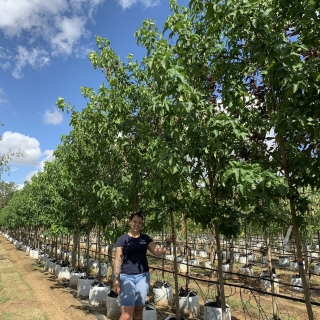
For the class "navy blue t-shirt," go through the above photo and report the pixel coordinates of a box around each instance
[115,233,153,274]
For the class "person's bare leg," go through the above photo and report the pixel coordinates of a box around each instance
[120,306,134,320]
[133,306,144,320]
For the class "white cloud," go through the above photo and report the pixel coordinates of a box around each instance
[0,131,41,166]
[0,87,8,105]
[40,150,55,171]
[51,16,88,56]
[10,167,19,172]
[117,0,160,9]
[43,109,63,125]
[23,149,55,183]
[17,183,24,190]
[11,46,50,79]
[0,0,105,76]
[25,170,39,181]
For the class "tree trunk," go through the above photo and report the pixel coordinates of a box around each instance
[279,136,314,320]
[214,223,227,320]
[265,227,278,319]
[170,208,180,320]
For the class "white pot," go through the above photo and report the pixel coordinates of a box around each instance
[57,266,71,280]
[221,263,230,272]
[153,283,173,306]
[239,266,254,276]
[261,256,267,264]
[205,260,212,269]
[204,302,231,320]
[179,291,200,317]
[290,276,303,292]
[239,256,247,264]
[89,283,110,306]
[107,291,121,319]
[278,256,288,266]
[199,250,208,258]
[178,260,188,273]
[143,304,157,320]
[77,277,95,298]
[69,271,86,288]
[314,264,320,275]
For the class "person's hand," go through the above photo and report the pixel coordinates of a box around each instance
[113,279,120,295]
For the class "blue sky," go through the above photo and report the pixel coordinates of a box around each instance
[0,0,188,188]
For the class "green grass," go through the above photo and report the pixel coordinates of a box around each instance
[0,294,11,303]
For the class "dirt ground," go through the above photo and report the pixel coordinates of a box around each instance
[1,235,320,320]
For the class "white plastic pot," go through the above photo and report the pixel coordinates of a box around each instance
[89,282,110,306]
[199,250,208,258]
[153,282,173,306]
[178,260,188,273]
[205,260,212,269]
[69,271,86,288]
[179,290,199,318]
[278,256,289,266]
[239,255,247,264]
[107,291,121,319]
[261,256,267,264]
[77,277,96,298]
[143,304,157,320]
[239,265,254,276]
[260,272,279,293]
[290,275,303,292]
[204,302,231,320]
[314,264,320,275]
[57,266,71,280]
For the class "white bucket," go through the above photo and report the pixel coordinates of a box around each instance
[178,260,188,273]
[143,304,157,320]
[248,253,257,262]
[278,256,288,266]
[107,291,121,319]
[77,277,96,298]
[311,252,318,258]
[289,261,301,271]
[221,263,230,272]
[239,255,247,264]
[233,252,240,262]
[199,250,208,258]
[89,283,110,306]
[260,272,279,293]
[239,266,254,276]
[205,260,212,269]
[153,282,173,306]
[314,264,320,275]
[290,276,303,292]
[57,266,71,280]
[189,259,199,266]
[179,291,200,317]
[204,302,231,320]
[69,271,86,288]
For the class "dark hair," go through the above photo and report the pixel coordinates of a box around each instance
[130,211,144,221]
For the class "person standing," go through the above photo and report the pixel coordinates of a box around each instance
[113,212,175,320]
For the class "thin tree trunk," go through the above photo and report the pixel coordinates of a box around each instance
[214,223,227,320]
[279,136,314,320]
[170,207,180,320]
[265,227,278,319]
[72,232,77,269]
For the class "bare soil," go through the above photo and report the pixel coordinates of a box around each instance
[1,236,320,320]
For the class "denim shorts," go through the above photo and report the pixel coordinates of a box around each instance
[119,272,150,306]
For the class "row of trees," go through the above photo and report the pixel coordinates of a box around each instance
[1,1,319,319]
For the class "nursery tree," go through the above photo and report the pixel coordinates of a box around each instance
[187,0,320,318]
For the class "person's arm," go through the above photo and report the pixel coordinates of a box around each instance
[113,247,123,294]
[148,235,175,257]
